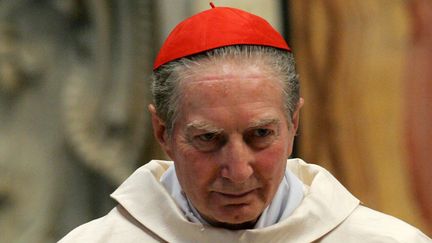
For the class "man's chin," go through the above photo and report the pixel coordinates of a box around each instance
[201,210,261,230]
[196,200,265,229]
[207,219,258,230]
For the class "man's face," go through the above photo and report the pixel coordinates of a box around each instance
[153,60,301,228]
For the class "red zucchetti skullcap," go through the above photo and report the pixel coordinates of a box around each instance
[153,4,291,70]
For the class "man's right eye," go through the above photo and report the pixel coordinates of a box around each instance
[197,133,217,142]
[190,132,224,152]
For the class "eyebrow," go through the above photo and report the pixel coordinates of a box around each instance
[249,118,280,128]
[185,121,223,134]
[185,118,280,134]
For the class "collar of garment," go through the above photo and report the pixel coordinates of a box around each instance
[110,159,360,242]
[159,164,304,229]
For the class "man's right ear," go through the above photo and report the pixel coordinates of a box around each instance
[148,104,171,155]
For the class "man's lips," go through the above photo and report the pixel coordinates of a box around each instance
[219,190,253,197]
[212,189,257,200]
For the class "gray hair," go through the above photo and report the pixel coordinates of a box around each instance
[151,45,300,135]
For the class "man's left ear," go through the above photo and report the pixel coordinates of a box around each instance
[291,97,304,133]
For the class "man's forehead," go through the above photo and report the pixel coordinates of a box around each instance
[177,60,284,96]
[179,57,273,79]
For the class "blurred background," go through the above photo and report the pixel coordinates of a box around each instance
[0,0,430,242]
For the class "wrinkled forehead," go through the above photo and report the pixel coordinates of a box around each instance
[173,59,287,116]
[176,55,282,86]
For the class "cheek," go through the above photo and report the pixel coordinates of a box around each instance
[255,140,290,178]
[173,146,220,189]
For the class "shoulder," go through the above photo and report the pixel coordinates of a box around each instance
[58,206,163,243]
[322,205,431,242]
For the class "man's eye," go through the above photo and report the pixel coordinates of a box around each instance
[191,132,224,152]
[253,128,272,137]
[246,128,276,149]
[197,133,217,142]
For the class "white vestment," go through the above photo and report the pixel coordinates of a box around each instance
[59,159,431,243]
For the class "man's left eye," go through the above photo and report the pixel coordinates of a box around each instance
[253,128,272,137]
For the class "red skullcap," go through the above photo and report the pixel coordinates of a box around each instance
[153,5,291,70]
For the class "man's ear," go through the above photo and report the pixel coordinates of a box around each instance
[148,104,172,157]
[291,97,304,134]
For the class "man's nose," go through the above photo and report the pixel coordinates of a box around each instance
[220,137,254,183]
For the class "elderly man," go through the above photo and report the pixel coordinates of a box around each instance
[60,5,431,242]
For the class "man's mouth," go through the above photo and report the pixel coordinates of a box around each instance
[220,190,252,196]
[213,189,257,200]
